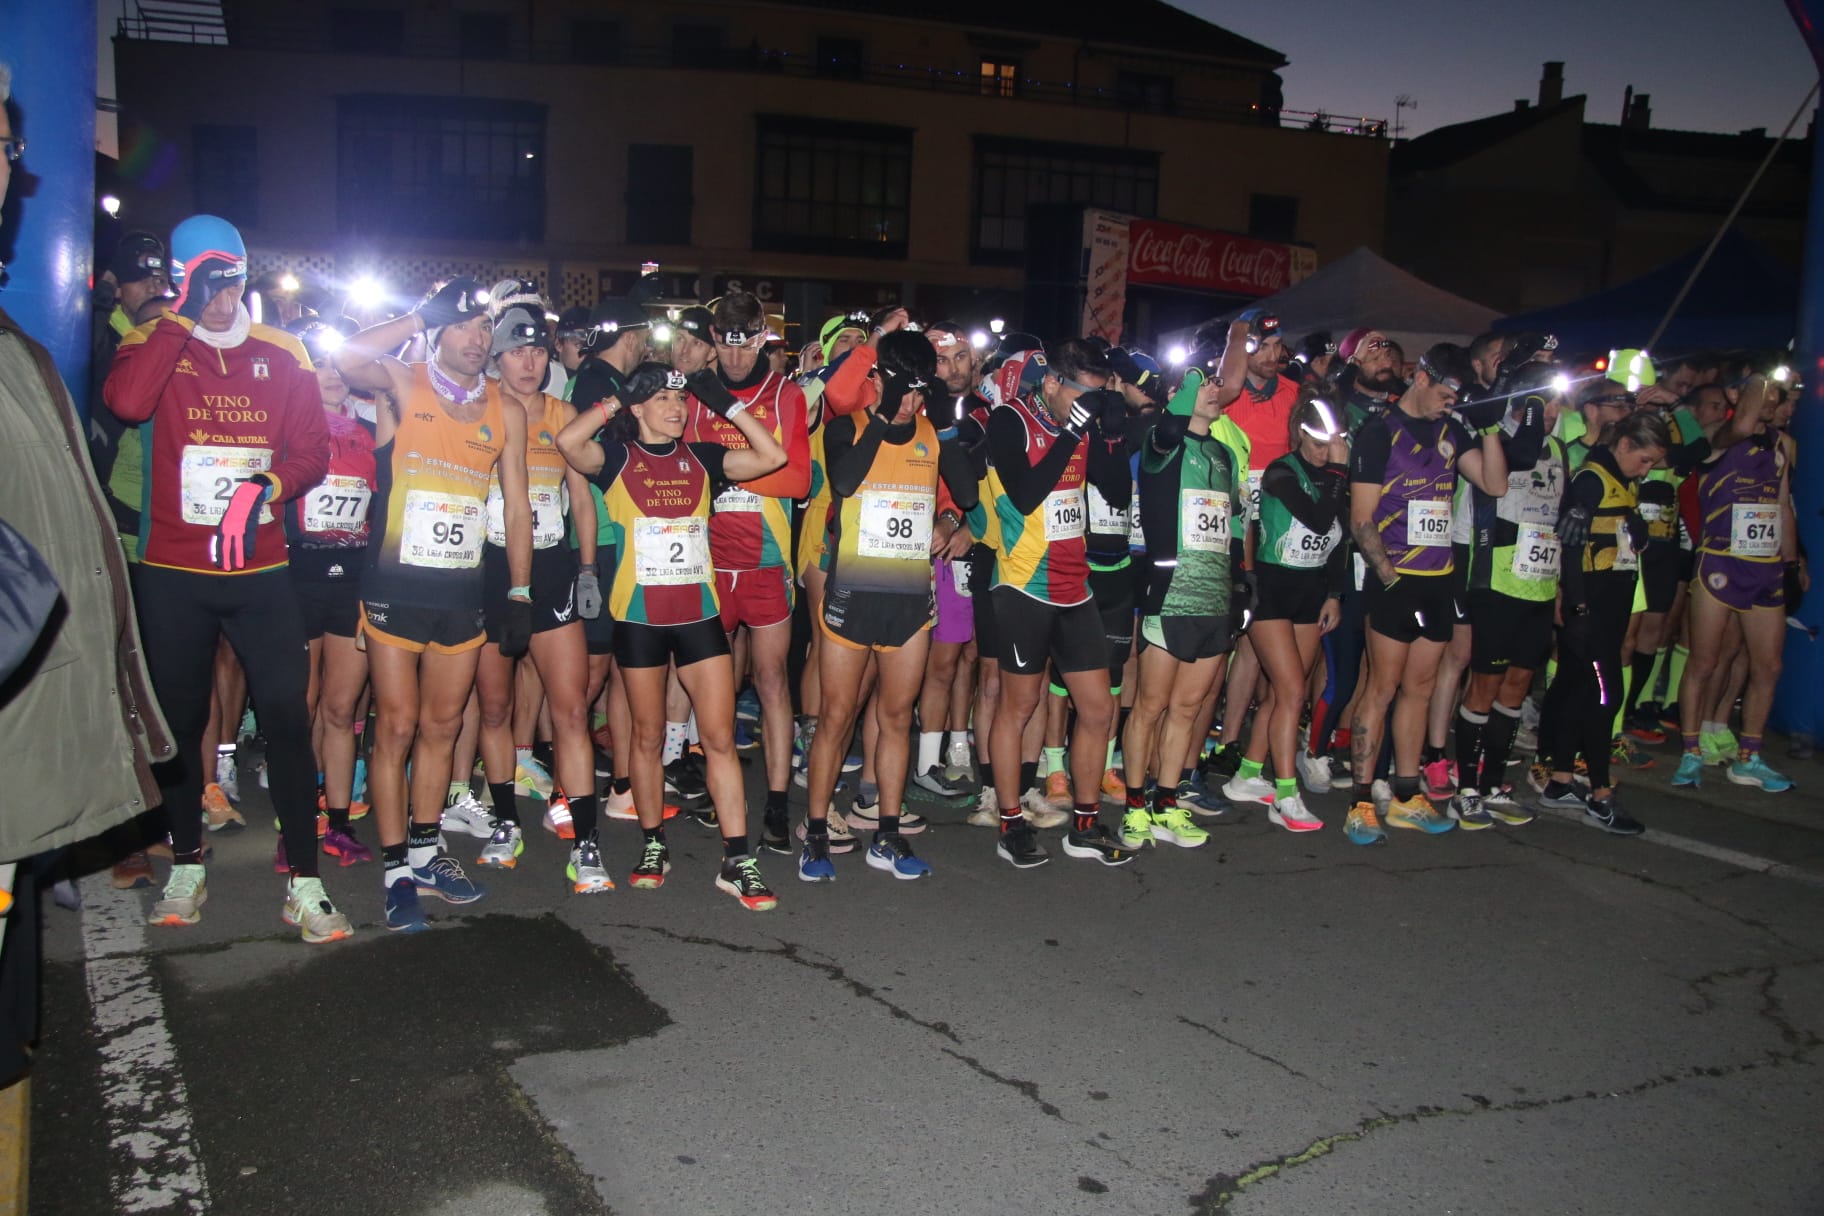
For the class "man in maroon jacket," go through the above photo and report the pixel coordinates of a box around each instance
[104,213,351,943]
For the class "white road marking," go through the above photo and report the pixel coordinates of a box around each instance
[1533,803,1824,886]
[80,878,211,1213]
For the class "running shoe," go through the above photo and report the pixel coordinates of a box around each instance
[1118,806,1154,850]
[442,792,495,839]
[1343,803,1387,846]
[1267,795,1323,834]
[1222,773,1276,805]
[629,837,671,889]
[1042,770,1073,812]
[602,790,680,822]
[841,750,864,774]
[1584,795,1645,836]
[716,856,778,910]
[350,756,368,810]
[1203,742,1243,779]
[759,815,793,856]
[111,850,154,890]
[1657,704,1682,734]
[1526,762,1552,795]
[844,799,926,836]
[1386,794,1455,834]
[215,749,240,802]
[255,758,269,790]
[664,756,709,804]
[910,768,966,802]
[685,802,720,830]
[1701,728,1738,767]
[544,793,575,839]
[946,735,973,775]
[1148,804,1211,848]
[1019,787,1070,830]
[1481,787,1535,826]
[1727,755,1794,792]
[736,686,761,722]
[796,812,858,853]
[1421,757,1457,799]
[995,823,1049,868]
[1672,752,1704,788]
[1612,736,1655,771]
[1061,822,1135,866]
[1625,711,1667,745]
[1100,768,1127,804]
[966,786,1000,828]
[1538,783,1591,810]
[1371,779,1393,815]
[866,832,932,879]
[1180,773,1239,819]
[238,707,258,741]
[568,839,614,894]
[798,835,836,882]
[149,864,207,926]
[201,783,245,831]
[515,753,555,801]
[734,720,760,751]
[1447,791,1494,831]
[322,827,373,866]
[1296,751,1334,796]
[385,876,427,932]
[283,877,354,944]
[477,820,525,869]
[413,853,487,904]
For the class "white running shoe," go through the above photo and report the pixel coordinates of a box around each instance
[215,748,240,802]
[150,864,207,927]
[1020,787,1069,829]
[283,876,354,943]
[477,820,525,868]
[1296,752,1333,796]
[1267,794,1324,833]
[441,792,495,839]
[1222,774,1276,805]
[967,785,1000,827]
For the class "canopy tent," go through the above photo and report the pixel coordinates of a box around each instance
[1205,246,1502,352]
[1495,228,1796,355]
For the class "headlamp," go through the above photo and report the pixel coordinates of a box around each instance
[718,327,759,347]
[664,370,688,391]
[1300,399,1340,442]
[1418,355,1462,395]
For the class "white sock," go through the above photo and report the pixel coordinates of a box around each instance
[686,712,699,744]
[1701,720,1723,736]
[664,721,687,765]
[384,858,410,890]
[407,842,436,871]
[917,731,942,774]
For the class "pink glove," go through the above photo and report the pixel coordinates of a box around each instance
[213,476,272,571]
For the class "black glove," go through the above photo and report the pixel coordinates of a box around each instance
[499,597,533,659]
[1062,397,1095,440]
[178,256,243,322]
[416,278,489,331]
[687,370,746,420]
[1557,505,1592,550]
[1079,388,1130,439]
[1454,390,1508,432]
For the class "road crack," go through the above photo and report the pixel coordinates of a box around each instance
[1175,1015,1316,1084]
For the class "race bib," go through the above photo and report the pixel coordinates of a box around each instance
[179,445,273,526]
[950,556,973,597]
[857,489,933,560]
[302,474,371,536]
[634,516,710,586]
[1731,504,1780,558]
[715,487,763,514]
[1246,468,1265,523]
[1510,524,1559,582]
[1088,485,1127,535]
[1279,518,1339,569]
[400,489,484,569]
[1613,525,1640,573]
[1180,489,1231,553]
[1127,486,1145,549]
[487,485,568,548]
[1407,499,1452,548]
[1042,488,1085,543]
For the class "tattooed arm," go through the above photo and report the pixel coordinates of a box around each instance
[1349,481,1396,587]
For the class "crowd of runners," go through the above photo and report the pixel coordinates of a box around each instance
[88,216,1805,941]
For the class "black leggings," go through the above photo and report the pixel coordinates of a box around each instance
[1542,575,1632,791]
[134,565,319,877]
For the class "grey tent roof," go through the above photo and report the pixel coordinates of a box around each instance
[1213,247,1502,353]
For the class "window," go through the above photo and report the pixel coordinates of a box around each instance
[192,125,258,227]
[1249,193,1298,242]
[672,23,723,68]
[816,36,864,81]
[330,7,404,56]
[980,57,1019,98]
[627,145,693,246]
[1116,71,1174,114]
[972,138,1159,262]
[753,116,912,258]
[569,19,621,65]
[337,95,546,242]
[459,12,511,61]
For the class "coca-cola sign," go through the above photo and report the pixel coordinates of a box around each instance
[1126,220,1308,297]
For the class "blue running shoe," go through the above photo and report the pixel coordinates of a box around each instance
[736,687,761,722]
[1726,754,1793,792]
[385,876,427,932]
[734,720,759,751]
[798,836,836,882]
[866,832,932,880]
[1671,751,1704,788]
[413,853,487,904]
[1343,803,1388,846]
[351,755,368,806]
[841,750,864,774]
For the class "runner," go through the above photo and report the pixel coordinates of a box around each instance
[556,362,786,909]
[799,332,976,880]
[1542,409,1670,833]
[334,277,533,932]
[1672,373,1802,793]
[1344,343,1509,844]
[103,213,351,941]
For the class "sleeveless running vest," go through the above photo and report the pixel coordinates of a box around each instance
[988,396,1090,605]
[1697,431,1784,562]
[1367,410,1460,576]
[1581,458,1641,576]
[829,414,941,596]
[1256,453,1342,573]
[287,411,376,580]
[487,393,571,551]
[599,441,720,627]
[1486,436,1566,601]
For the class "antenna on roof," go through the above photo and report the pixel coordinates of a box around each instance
[1393,95,1417,142]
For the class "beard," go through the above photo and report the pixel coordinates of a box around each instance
[1360,366,1402,392]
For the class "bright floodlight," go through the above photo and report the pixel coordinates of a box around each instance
[278,273,300,294]
[1167,344,1188,365]
[970,330,989,350]
[99,194,121,217]
[653,324,674,343]
[349,276,386,310]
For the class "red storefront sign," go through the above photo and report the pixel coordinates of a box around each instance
[1126,220,1304,297]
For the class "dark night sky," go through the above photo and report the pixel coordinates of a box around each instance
[1172,0,1819,138]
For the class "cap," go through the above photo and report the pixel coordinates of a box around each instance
[492,306,549,357]
[1338,328,1381,362]
[1605,348,1657,393]
[286,315,346,367]
[555,305,593,340]
[588,296,652,336]
[674,305,715,348]
[109,232,167,285]
[819,312,870,360]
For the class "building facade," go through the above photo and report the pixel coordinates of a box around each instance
[113,0,1387,346]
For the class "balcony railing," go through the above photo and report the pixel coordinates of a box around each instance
[117,18,1385,136]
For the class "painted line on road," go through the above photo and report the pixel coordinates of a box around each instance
[79,878,212,1214]
[1533,803,1824,886]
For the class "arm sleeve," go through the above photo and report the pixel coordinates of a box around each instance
[1261,462,1345,531]
[1349,420,1391,485]
[688,442,729,486]
[1325,533,1350,598]
[102,317,192,422]
[1086,432,1130,510]
[956,413,990,481]
[733,383,811,498]
[1667,438,1712,477]
[1502,398,1547,471]
[939,433,980,512]
[822,347,878,418]
[824,413,889,500]
[1559,469,1605,607]
[987,406,1080,515]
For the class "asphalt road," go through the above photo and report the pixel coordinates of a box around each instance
[30,741,1824,1215]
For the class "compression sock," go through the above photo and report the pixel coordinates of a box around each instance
[488,780,519,825]
[917,731,942,774]
[407,821,440,871]
[1484,702,1522,785]
[382,843,409,888]
[1042,746,1066,777]
[1236,757,1264,781]
[325,805,352,834]
[1019,761,1038,797]
[662,721,687,765]
[1391,775,1420,803]
[1454,707,1489,793]
[1628,652,1657,714]
[568,794,599,842]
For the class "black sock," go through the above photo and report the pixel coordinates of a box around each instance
[764,789,788,823]
[1453,709,1488,793]
[979,761,995,790]
[408,821,440,849]
[612,776,632,796]
[1072,802,1098,834]
[805,816,828,838]
[879,813,900,836]
[722,835,747,860]
[1392,775,1420,802]
[488,780,519,825]
[1420,742,1444,767]
[382,842,409,868]
[642,825,665,844]
[326,805,352,834]
[1019,760,1038,795]
[1485,704,1522,788]
[174,849,204,866]
[568,794,599,842]
[1627,652,1657,714]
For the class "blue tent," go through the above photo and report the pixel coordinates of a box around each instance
[1495,228,1796,354]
